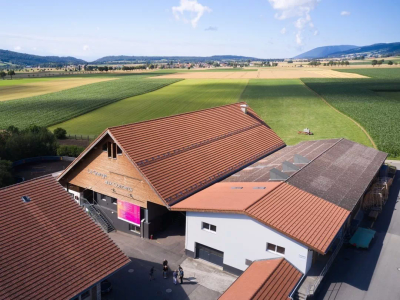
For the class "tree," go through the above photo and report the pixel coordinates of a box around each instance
[7,70,15,79]
[388,61,394,65]
[0,160,14,188]
[372,60,377,67]
[377,60,384,66]
[53,128,67,139]
[345,60,350,66]
[0,71,6,80]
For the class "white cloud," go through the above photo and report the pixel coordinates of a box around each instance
[341,11,350,16]
[268,0,319,45]
[280,27,287,34]
[313,30,319,36]
[32,47,37,50]
[83,45,90,51]
[14,46,21,51]
[205,26,217,31]
[172,0,211,28]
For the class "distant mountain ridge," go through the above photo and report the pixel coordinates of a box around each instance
[294,45,357,59]
[327,42,400,58]
[0,49,86,66]
[92,55,267,64]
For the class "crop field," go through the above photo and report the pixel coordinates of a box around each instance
[49,79,248,135]
[303,68,400,158]
[239,79,373,146]
[0,77,117,101]
[0,75,180,129]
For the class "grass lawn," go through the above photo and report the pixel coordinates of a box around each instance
[50,79,248,135]
[239,79,373,146]
[303,68,400,158]
[0,75,180,130]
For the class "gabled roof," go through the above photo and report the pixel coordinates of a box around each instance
[220,258,303,300]
[0,175,130,300]
[59,103,285,206]
[173,181,349,254]
[288,139,387,211]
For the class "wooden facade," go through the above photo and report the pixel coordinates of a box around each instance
[60,135,165,208]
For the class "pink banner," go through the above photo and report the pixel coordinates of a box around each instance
[118,200,141,226]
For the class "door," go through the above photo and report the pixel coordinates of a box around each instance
[196,243,224,267]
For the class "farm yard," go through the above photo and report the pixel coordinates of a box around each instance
[1,67,399,159]
[0,74,180,129]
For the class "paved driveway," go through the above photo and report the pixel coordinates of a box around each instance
[317,161,400,300]
[103,228,236,300]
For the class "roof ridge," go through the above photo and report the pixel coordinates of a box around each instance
[108,102,248,131]
[243,181,284,212]
[284,138,343,182]
[0,174,53,191]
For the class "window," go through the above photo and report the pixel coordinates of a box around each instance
[112,143,117,159]
[117,146,122,155]
[81,290,90,300]
[266,243,285,255]
[102,143,107,152]
[202,222,217,233]
[111,198,117,205]
[129,223,140,233]
[107,142,112,158]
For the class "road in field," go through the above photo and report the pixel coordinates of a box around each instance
[239,79,373,147]
[50,79,248,135]
[0,77,117,101]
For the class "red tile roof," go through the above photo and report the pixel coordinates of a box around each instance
[0,175,130,300]
[220,258,302,300]
[172,182,282,212]
[245,183,349,254]
[173,182,349,254]
[59,103,285,206]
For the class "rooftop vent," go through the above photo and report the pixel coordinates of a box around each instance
[253,187,266,189]
[240,104,249,114]
[231,186,243,189]
[270,168,289,181]
[21,196,31,203]
[282,161,300,172]
[294,154,311,164]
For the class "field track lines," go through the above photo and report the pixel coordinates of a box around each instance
[300,80,377,149]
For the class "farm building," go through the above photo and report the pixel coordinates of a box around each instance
[0,175,130,300]
[57,103,285,237]
[57,103,388,298]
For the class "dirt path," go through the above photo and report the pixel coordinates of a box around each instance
[300,80,377,149]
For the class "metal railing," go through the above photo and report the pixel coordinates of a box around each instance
[307,237,344,296]
[81,198,115,233]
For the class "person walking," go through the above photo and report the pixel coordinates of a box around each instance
[163,263,168,278]
[178,266,184,284]
[149,266,154,281]
[173,270,178,285]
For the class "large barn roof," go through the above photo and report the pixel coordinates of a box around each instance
[58,103,285,207]
[220,258,302,300]
[0,175,130,300]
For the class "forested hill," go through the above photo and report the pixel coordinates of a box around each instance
[294,45,357,59]
[0,49,86,66]
[92,55,269,63]
[327,42,400,57]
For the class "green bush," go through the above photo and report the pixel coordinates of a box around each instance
[53,127,67,139]
[0,160,14,188]
[57,145,85,157]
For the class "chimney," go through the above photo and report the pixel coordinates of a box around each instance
[240,104,248,114]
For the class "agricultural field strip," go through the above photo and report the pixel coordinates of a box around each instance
[0,75,181,129]
[303,68,400,158]
[49,79,248,136]
[239,79,372,147]
[0,77,117,101]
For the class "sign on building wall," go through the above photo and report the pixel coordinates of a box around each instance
[117,199,141,226]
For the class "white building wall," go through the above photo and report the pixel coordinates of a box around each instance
[186,212,311,274]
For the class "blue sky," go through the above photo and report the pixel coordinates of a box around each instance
[1,0,399,60]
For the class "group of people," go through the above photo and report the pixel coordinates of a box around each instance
[149,259,184,285]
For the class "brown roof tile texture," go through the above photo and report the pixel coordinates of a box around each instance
[245,183,349,254]
[0,175,130,300]
[108,103,285,206]
[220,258,302,300]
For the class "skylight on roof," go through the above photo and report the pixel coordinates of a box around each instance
[231,187,243,189]
[253,187,266,189]
[21,196,31,203]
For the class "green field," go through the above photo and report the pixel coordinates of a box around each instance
[240,79,373,146]
[303,68,400,158]
[0,75,180,129]
[50,78,372,148]
[50,79,248,135]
